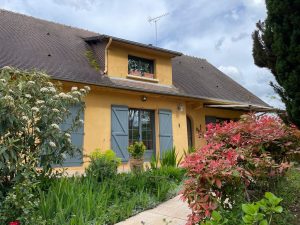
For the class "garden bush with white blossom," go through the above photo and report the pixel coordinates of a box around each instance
[0,67,89,224]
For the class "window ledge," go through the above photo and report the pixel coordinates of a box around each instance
[127,75,159,83]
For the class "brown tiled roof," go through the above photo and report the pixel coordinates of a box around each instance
[172,56,269,106]
[0,9,269,108]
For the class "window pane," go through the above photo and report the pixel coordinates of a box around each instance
[141,110,154,151]
[128,109,155,152]
[129,109,139,145]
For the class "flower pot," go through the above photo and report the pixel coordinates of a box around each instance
[129,70,141,76]
[143,72,154,79]
[129,157,144,172]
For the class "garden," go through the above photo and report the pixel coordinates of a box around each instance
[0,67,299,225]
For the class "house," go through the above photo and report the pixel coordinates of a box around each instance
[0,10,272,172]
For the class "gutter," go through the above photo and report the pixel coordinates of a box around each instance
[104,37,112,74]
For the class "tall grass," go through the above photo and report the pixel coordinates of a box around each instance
[35,167,185,225]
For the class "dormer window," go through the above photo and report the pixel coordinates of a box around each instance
[128,55,154,79]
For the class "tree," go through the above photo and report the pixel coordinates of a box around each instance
[252,0,300,128]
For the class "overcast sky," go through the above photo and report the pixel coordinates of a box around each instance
[0,0,284,108]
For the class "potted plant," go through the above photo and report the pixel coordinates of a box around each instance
[128,141,146,172]
[143,72,154,79]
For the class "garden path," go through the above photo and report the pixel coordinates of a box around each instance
[115,195,190,225]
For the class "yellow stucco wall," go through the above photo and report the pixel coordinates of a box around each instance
[107,42,173,85]
[61,82,245,174]
[64,85,188,173]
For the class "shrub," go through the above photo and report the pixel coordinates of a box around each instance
[161,147,183,168]
[128,141,146,159]
[150,147,183,169]
[85,149,121,181]
[242,192,283,225]
[181,114,300,224]
[0,67,89,223]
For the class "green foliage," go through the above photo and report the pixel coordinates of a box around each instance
[0,169,44,225]
[160,147,183,168]
[150,147,183,169]
[85,50,100,72]
[0,67,89,224]
[242,192,283,225]
[85,149,121,182]
[268,168,300,225]
[252,0,300,127]
[201,211,228,225]
[35,167,185,224]
[128,141,146,159]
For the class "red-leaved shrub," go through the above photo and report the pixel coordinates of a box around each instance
[181,114,299,225]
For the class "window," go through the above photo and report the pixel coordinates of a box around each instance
[129,109,155,157]
[205,116,232,125]
[128,55,154,79]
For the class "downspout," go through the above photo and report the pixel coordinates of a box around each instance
[104,37,112,74]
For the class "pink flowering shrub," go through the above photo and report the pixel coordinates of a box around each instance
[181,114,299,225]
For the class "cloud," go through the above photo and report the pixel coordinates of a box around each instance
[231,32,249,42]
[215,37,225,50]
[0,0,283,108]
[218,65,244,84]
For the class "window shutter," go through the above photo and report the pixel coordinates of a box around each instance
[159,109,173,155]
[111,105,129,162]
[61,104,84,166]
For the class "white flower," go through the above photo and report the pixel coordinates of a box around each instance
[31,107,39,113]
[58,93,66,98]
[80,88,86,94]
[36,100,45,104]
[51,123,60,129]
[49,141,56,148]
[71,87,78,91]
[47,82,54,87]
[25,94,32,98]
[27,81,35,85]
[72,91,81,96]
[52,108,60,113]
[48,87,56,93]
[21,116,29,121]
[224,198,230,204]
[65,133,71,138]
[40,87,48,93]
[3,95,14,102]
[66,94,73,99]
[58,93,73,99]
[210,192,217,197]
[84,86,91,91]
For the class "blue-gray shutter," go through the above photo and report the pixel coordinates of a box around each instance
[111,105,129,162]
[61,105,84,166]
[159,109,173,155]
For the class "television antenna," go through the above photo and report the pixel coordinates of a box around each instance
[148,13,169,46]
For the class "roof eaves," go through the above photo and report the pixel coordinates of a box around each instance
[52,76,271,110]
[84,34,182,56]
